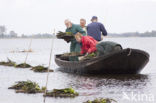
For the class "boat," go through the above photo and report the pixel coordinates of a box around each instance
[55,48,149,74]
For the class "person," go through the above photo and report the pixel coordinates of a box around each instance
[75,33,122,59]
[75,33,97,55]
[64,19,86,53]
[87,16,107,41]
[80,18,87,35]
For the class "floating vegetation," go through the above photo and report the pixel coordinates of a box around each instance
[15,63,32,68]
[44,88,79,98]
[56,31,74,43]
[31,65,53,72]
[0,58,16,67]
[83,98,117,103]
[10,49,33,53]
[8,80,45,94]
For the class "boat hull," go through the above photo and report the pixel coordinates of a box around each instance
[55,48,149,74]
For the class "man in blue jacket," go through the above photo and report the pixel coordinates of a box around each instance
[87,16,107,41]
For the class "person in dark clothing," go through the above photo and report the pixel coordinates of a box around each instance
[96,41,122,56]
[87,16,107,41]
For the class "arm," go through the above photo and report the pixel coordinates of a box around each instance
[100,23,107,36]
[76,25,86,36]
[80,49,84,55]
[87,40,97,53]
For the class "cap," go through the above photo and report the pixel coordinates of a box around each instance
[91,16,98,21]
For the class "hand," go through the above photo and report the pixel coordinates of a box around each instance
[78,56,85,61]
[85,53,89,56]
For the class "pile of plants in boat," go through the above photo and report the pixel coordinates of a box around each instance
[60,52,83,60]
[31,65,53,72]
[56,31,74,43]
[83,98,117,103]
[44,87,79,98]
[79,52,97,61]
[15,63,32,68]
[8,80,46,93]
[0,58,16,67]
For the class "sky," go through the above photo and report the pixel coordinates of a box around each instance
[0,0,156,35]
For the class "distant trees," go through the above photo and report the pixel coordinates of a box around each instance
[9,31,17,37]
[0,25,18,38]
[0,26,6,38]
[0,25,156,38]
[109,30,156,37]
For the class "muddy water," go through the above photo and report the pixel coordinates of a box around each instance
[0,38,156,103]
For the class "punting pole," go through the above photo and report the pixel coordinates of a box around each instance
[44,29,55,103]
[24,38,32,64]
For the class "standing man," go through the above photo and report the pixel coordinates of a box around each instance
[87,16,107,41]
[80,18,87,35]
[64,19,86,52]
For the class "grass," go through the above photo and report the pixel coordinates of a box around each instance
[8,80,45,94]
[44,87,79,98]
[31,65,53,72]
[15,63,32,68]
[84,98,117,103]
[0,58,16,67]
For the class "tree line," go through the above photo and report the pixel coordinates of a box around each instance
[1,25,156,38]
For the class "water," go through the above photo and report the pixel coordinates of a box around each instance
[0,37,156,103]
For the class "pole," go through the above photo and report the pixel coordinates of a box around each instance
[44,29,55,103]
[24,38,32,64]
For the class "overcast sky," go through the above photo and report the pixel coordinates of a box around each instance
[0,0,156,35]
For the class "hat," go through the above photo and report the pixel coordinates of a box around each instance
[91,16,98,21]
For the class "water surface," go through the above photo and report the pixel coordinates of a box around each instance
[0,37,156,103]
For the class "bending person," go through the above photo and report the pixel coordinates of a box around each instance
[75,33,122,58]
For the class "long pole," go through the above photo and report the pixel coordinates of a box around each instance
[44,29,55,103]
[24,38,32,64]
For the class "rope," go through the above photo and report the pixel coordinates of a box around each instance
[24,39,32,64]
[44,29,55,103]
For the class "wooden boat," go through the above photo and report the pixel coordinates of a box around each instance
[55,48,149,74]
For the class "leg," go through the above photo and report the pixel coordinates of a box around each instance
[70,42,75,52]
[74,43,81,53]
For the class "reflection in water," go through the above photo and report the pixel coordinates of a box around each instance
[65,74,149,96]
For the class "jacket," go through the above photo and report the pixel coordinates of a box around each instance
[80,36,98,54]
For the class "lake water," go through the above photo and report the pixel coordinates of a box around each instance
[0,37,156,103]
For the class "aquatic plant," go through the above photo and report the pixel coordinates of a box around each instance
[44,87,79,98]
[60,52,82,60]
[84,98,117,103]
[10,49,33,53]
[79,52,97,61]
[62,52,82,57]
[56,31,74,43]
[0,58,16,67]
[15,63,32,68]
[8,80,45,94]
[31,65,53,72]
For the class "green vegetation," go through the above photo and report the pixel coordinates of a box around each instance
[84,98,117,103]
[62,52,82,57]
[15,63,32,68]
[79,52,97,61]
[0,58,16,67]
[56,31,74,43]
[44,87,79,98]
[31,65,53,72]
[60,52,82,60]
[0,59,54,72]
[8,80,45,94]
